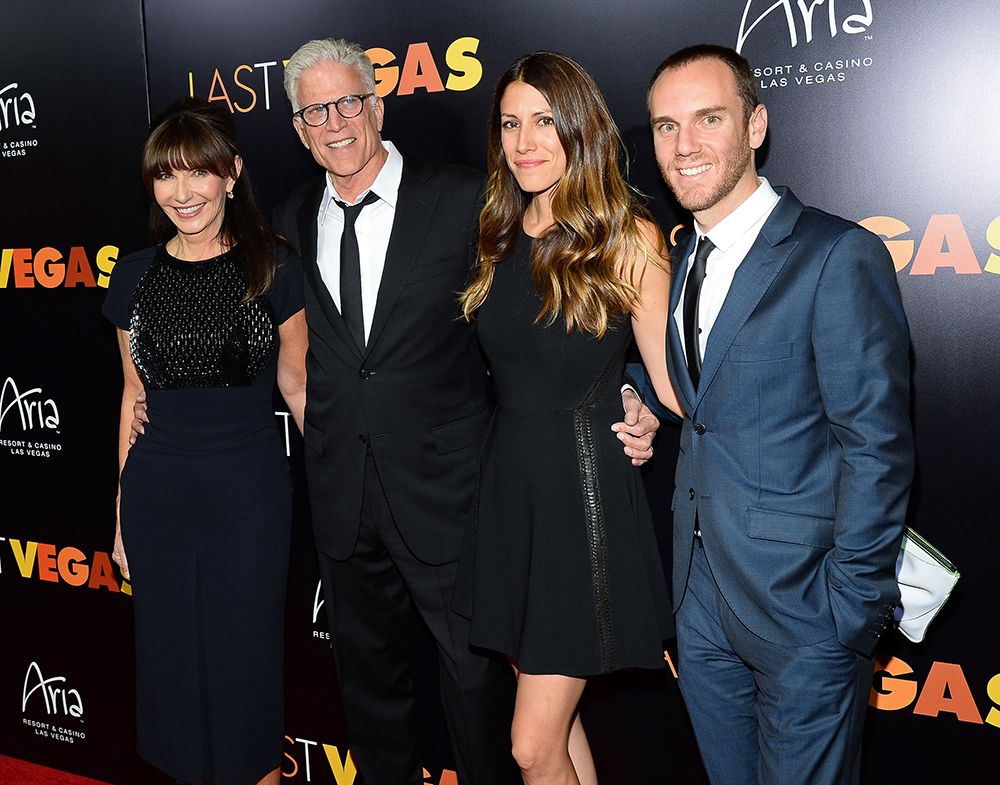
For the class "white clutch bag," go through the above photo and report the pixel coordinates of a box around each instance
[894,527,960,643]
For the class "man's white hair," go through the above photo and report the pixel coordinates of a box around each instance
[283,38,377,113]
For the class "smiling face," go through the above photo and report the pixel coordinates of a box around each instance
[499,80,568,201]
[649,57,767,230]
[292,59,387,203]
[152,164,237,244]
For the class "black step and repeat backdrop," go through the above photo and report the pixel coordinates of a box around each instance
[2,1,998,783]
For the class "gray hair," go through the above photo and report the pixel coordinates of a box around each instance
[283,38,378,113]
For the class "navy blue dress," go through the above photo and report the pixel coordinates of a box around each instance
[462,231,673,676]
[103,245,303,785]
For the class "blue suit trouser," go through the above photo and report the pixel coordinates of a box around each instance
[676,539,871,785]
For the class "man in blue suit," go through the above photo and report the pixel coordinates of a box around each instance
[638,45,914,784]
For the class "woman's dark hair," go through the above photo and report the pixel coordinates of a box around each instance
[142,97,284,301]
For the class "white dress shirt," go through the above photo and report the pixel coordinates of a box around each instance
[674,178,781,360]
[316,140,403,343]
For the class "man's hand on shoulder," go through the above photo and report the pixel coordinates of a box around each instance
[130,389,148,445]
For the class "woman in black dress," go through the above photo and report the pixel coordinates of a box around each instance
[458,53,682,784]
[103,98,306,785]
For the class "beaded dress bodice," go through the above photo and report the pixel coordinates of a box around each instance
[128,247,276,389]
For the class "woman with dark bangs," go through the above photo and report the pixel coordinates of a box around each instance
[456,53,681,784]
[102,97,306,785]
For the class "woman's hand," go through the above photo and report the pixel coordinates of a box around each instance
[112,511,130,580]
[613,388,660,466]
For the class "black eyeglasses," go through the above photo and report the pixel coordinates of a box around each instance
[293,93,375,126]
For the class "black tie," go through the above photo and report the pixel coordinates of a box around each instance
[683,235,715,389]
[336,190,379,350]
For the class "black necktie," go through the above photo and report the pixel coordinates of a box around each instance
[336,190,379,350]
[683,235,715,388]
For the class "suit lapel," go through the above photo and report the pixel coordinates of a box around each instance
[692,188,804,407]
[296,182,323,270]
[667,233,698,410]
[365,159,437,355]
[297,180,363,358]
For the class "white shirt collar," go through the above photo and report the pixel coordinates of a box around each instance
[694,177,779,253]
[321,140,403,221]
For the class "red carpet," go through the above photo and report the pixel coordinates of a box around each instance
[0,755,113,785]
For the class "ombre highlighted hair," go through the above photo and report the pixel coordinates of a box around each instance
[461,51,662,338]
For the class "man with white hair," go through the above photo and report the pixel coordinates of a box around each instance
[273,37,518,785]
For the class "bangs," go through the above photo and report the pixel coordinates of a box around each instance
[142,116,236,187]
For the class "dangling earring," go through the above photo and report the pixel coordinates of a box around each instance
[226,190,234,200]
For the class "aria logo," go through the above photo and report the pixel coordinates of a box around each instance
[0,82,36,132]
[312,580,330,641]
[2,82,40,159]
[22,661,83,720]
[736,0,874,53]
[0,377,59,432]
[1,377,62,459]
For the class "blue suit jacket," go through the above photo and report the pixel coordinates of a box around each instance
[635,187,913,656]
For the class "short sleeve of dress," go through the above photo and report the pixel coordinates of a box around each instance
[268,247,305,324]
[102,247,157,330]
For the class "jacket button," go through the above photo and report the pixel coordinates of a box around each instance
[359,369,371,380]
[694,422,706,435]
[358,434,368,444]
[688,488,696,501]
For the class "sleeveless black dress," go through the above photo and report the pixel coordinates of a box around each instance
[102,245,303,785]
[462,231,673,676]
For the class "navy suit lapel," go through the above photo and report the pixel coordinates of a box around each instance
[298,180,363,359]
[668,233,698,410]
[693,188,804,407]
[365,159,437,355]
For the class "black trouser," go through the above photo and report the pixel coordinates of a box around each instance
[317,455,519,785]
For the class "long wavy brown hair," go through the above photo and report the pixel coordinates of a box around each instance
[142,97,285,302]
[461,51,660,337]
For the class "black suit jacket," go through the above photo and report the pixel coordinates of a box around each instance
[273,157,491,564]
